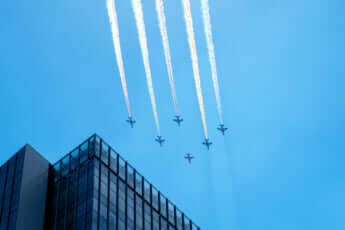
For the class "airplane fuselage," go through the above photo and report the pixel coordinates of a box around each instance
[184,153,194,163]
[173,116,183,127]
[155,136,165,146]
[202,139,212,150]
[126,117,136,128]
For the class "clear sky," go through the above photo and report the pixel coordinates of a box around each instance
[1,0,345,229]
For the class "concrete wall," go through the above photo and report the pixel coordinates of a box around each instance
[15,145,50,230]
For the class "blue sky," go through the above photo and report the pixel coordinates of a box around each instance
[1,0,345,229]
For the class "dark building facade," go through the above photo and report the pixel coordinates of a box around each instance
[0,145,50,230]
[0,134,200,230]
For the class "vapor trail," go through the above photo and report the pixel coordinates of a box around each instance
[182,0,209,139]
[106,0,132,117]
[201,0,223,124]
[131,0,161,135]
[155,0,179,115]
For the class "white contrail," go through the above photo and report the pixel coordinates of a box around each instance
[182,0,209,139]
[155,0,179,115]
[201,0,223,124]
[106,0,132,117]
[131,0,161,135]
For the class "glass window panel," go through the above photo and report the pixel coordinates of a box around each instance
[127,189,134,226]
[160,216,168,230]
[184,216,191,230]
[144,202,151,230]
[160,195,167,218]
[110,172,116,184]
[61,156,70,177]
[94,158,100,169]
[89,136,95,158]
[135,195,143,228]
[168,201,175,226]
[144,179,151,203]
[176,209,183,230]
[118,180,125,214]
[95,136,101,157]
[192,223,198,230]
[151,187,159,210]
[99,203,107,230]
[118,220,125,230]
[118,157,126,180]
[71,149,79,170]
[110,150,118,173]
[109,212,116,230]
[80,141,88,164]
[127,165,134,188]
[135,172,143,195]
[108,212,116,230]
[152,209,159,230]
[101,142,109,165]
[109,187,116,213]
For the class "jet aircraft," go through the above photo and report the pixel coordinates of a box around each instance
[217,124,228,135]
[184,153,194,164]
[155,136,165,147]
[126,117,136,128]
[173,115,183,127]
[202,138,213,150]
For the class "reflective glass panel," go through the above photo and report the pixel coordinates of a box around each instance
[95,136,101,157]
[168,201,175,226]
[152,187,159,210]
[127,165,134,188]
[71,149,79,170]
[184,216,191,230]
[101,142,109,165]
[89,136,95,158]
[80,141,88,164]
[110,149,118,173]
[192,223,198,230]
[152,209,159,230]
[135,172,143,195]
[176,209,183,230]
[118,157,125,180]
[160,194,167,218]
[160,216,168,230]
[144,179,151,203]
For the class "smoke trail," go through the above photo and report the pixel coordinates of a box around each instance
[155,0,179,115]
[106,0,132,117]
[131,0,161,135]
[182,0,208,139]
[201,0,223,124]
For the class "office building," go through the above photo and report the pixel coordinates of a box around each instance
[0,134,200,230]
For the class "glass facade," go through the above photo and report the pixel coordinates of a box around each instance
[0,149,25,230]
[49,134,200,230]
